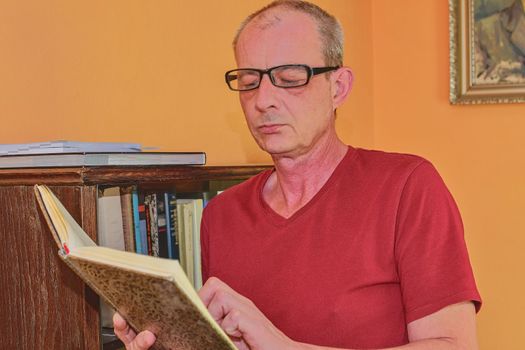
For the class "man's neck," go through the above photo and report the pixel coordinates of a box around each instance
[262,137,348,218]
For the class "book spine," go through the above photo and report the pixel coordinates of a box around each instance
[145,194,159,257]
[192,199,204,289]
[131,188,142,254]
[164,193,173,259]
[139,193,150,256]
[168,193,180,260]
[97,187,125,250]
[180,201,195,287]
[120,186,136,253]
[156,193,169,258]
[176,202,187,275]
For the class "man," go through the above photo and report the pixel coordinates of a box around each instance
[115,1,481,349]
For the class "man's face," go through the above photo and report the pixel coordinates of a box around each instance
[235,10,337,158]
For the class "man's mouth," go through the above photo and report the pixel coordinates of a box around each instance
[258,124,284,134]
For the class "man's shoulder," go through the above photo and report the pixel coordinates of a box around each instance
[205,169,271,210]
[353,147,429,174]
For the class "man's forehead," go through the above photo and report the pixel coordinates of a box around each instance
[235,8,323,67]
[241,8,316,39]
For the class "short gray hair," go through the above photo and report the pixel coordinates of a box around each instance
[233,0,344,67]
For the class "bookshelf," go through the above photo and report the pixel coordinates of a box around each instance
[0,165,268,349]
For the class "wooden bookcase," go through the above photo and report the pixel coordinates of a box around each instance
[0,165,267,349]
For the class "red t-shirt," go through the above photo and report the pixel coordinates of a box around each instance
[201,146,481,349]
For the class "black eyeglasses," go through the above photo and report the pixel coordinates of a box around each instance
[225,64,339,91]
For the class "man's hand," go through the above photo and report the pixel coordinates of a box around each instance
[113,312,156,350]
[199,277,297,350]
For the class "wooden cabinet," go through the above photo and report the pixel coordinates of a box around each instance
[0,165,266,349]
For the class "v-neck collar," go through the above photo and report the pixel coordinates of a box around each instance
[257,145,357,227]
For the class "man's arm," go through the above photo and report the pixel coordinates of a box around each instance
[296,302,478,350]
[113,277,478,350]
[200,278,478,350]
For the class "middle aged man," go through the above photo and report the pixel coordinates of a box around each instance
[115,1,481,349]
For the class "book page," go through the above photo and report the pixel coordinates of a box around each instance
[36,185,96,250]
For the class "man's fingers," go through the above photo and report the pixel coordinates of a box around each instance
[113,313,156,350]
[220,309,243,338]
[199,277,243,306]
[113,312,127,330]
[132,331,156,350]
[113,313,136,346]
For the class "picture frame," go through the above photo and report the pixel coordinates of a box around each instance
[449,0,525,104]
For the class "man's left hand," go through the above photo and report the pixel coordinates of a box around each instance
[199,277,297,350]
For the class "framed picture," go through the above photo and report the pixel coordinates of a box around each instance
[450,0,525,104]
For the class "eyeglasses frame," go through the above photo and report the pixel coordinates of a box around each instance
[225,64,340,91]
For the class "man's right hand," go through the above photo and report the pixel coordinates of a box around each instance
[113,313,156,350]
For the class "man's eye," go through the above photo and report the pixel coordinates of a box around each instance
[238,74,259,88]
[280,78,302,85]
[275,69,307,86]
[277,76,307,86]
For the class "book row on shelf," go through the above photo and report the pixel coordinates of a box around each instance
[96,184,220,328]
[97,185,218,290]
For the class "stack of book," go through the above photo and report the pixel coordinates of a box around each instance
[0,140,142,155]
[0,141,206,168]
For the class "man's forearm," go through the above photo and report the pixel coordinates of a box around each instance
[296,337,466,350]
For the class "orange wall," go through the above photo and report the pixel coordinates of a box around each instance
[372,1,525,348]
[0,0,373,165]
[1,0,520,348]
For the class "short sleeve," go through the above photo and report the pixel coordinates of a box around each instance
[394,161,481,323]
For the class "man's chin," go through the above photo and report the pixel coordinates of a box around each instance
[259,143,302,159]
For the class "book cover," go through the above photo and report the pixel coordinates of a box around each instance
[97,186,126,328]
[34,185,236,350]
[0,151,206,168]
[156,194,169,258]
[131,188,143,254]
[176,202,193,286]
[145,194,160,257]
[138,196,149,255]
[177,199,204,289]
[120,186,136,253]
[165,192,180,260]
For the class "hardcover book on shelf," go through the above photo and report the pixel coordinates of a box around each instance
[119,186,137,253]
[131,188,144,255]
[97,186,127,328]
[0,140,142,155]
[144,194,160,257]
[156,194,169,258]
[0,151,206,168]
[165,192,179,260]
[34,185,236,350]
[177,199,204,290]
[176,201,193,287]
[138,194,149,255]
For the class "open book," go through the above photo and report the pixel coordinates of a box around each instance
[34,185,236,350]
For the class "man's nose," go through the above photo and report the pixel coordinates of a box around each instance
[254,74,279,111]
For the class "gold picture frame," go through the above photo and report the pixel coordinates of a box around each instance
[450,0,525,104]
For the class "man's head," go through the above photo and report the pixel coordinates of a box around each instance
[233,0,344,68]
[229,1,353,159]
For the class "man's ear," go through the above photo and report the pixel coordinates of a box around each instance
[331,67,353,109]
